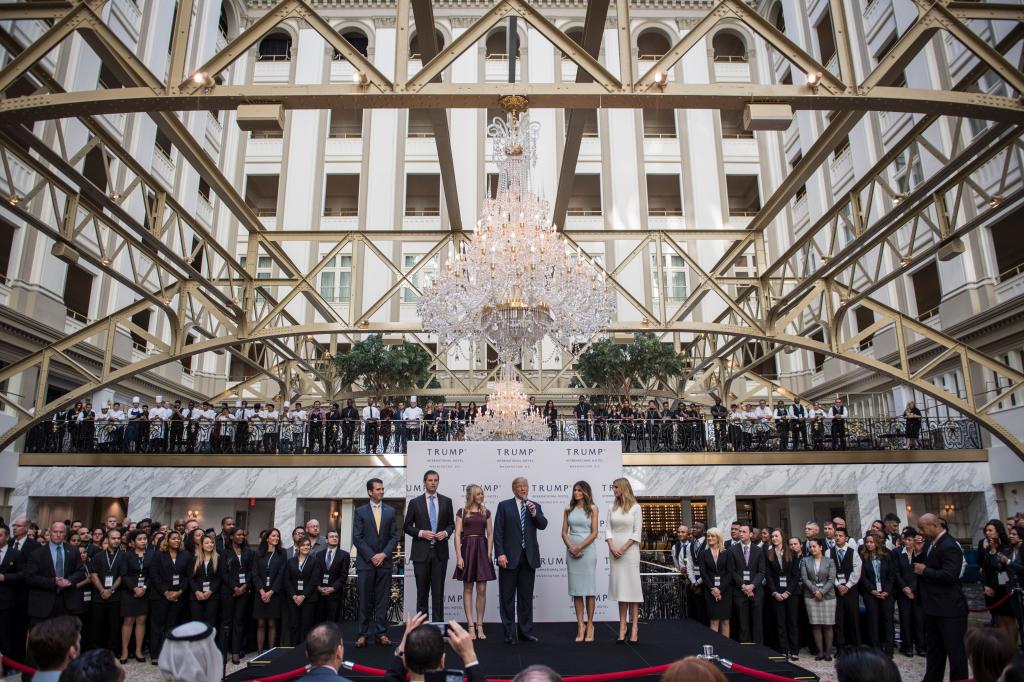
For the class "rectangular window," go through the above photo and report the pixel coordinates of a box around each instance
[0,217,15,284]
[646,175,683,216]
[651,254,688,305]
[319,254,352,303]
[854,306,875,350]
[328,109,362,138]
[244,175,280,217]
[130,309,151,352]
[810,329,826,372]
[567,174,602,216]
[643,109,676,138]
[726,175,762,216]
[402,254,439,303]
[990,207,1024,282]
[323,174,360,217]
[63,263,93,321]
[198,178,211,203]
[912,261,942,321]
[405,174,441,217]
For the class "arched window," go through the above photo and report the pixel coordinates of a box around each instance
[409,29,445,59]
[637,29,670,60]
[770,2,786,33]
[712,31,747,63]
[334,29,369,60]
[258,31,292,61]
[485,28,519,60]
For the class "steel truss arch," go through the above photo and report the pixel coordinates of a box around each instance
[0,0,1020,463]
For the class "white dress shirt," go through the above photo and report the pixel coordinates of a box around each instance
[362,405,380,420]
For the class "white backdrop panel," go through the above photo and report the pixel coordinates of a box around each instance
[405,441,622,622]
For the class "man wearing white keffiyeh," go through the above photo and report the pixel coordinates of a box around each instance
[158,621,220,682]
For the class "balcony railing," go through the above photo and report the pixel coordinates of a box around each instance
[25,416,982,455]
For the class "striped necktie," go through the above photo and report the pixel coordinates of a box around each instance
[519,500,527,548]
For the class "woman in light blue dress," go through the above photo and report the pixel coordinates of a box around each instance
[562,480,599,642]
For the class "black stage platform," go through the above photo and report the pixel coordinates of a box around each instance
[227,619,819,681]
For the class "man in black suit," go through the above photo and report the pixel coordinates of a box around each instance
[25,521,85,625]
[831,526,862,653]
[729,523,766,644]
[915,513,968,682]
[493,476,548,644]
[404,469,455,621]
[316,530,351,624]
[353,477,400,648]
[0,525,26,659]
[215,516,236,555]
[303,622,355,680]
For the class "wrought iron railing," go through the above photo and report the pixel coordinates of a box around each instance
[24,416,982,454]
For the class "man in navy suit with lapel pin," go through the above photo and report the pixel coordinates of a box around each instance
[25,521,85,625]
[494,476,548,644]
[915,513,968,682]
[404,469,455,622]
[353,477,400,648]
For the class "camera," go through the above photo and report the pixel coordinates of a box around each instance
[428,621,451,637]
[424,669,464,682]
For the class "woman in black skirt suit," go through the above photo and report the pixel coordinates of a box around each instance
[189,535,221,631]
[118,530,151,663]
[253,528,284,653]
[980,519,1017,642]
[222,526,254,664]
[698,527,733,638]
[767,530,802,661]
[858,532,895,655]
[150,530,194,663]
[283,537,323,646]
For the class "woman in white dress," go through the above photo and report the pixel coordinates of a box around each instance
[607,477,643,644]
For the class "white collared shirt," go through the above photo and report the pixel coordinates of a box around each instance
[403,406,423,422]
[362,405,380,420]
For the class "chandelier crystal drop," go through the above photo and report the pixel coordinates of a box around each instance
[464,366,550,442]
[416,97,615,365]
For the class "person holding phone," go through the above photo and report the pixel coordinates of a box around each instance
[384,613,484,682]
[493,476,548,644]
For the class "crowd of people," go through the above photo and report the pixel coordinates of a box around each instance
[1,494,1021,682]
[28,394,944,454]
[671,512,1024,682]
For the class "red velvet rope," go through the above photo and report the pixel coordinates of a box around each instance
[969,591,1014,612]
[1,655,36,674]
[724,661,802,682]
[250,666,309,681]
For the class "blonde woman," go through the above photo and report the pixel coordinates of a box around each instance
[562,481,599,642]
[453,484,496,639]
[607,477,643,644]
[189,535,221,629]
[697,527,733,637]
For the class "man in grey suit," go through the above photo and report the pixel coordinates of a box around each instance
[305,518,326,555]
[493,476,548,644]
[353,477,400,648]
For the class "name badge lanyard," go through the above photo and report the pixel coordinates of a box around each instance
[202,560,211,592]
[137,554,146,588]
[237,551,247,585]
[265,553,274,587]
[104,550,118,588]
[297,557,306,591]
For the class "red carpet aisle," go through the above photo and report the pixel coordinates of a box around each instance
[226,620,819,681]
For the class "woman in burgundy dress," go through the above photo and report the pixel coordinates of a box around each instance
[453,483,497,639]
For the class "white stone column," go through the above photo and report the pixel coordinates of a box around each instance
[339,499,355,553]
[275,495,298,537]
[127,496,154,522]
[713,492,737,530]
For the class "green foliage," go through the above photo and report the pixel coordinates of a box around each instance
[333,335,433,399]
[575,333,685,400]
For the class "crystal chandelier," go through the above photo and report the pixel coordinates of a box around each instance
[465,366,550,442]
[416,95,614,365]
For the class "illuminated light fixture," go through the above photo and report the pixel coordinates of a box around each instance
[186,509,200,519]
[110,191,121,201]
[162,298,172,305]
[906,504,912,512]
[899,256,912,267]
[652,71,668,88]
[191,71,213,87]
[99,257,112,266]
[806,71,822,91]
[943,503,956,513]
[7,195,19,206]
[351,71,368,86]
[820,255,831,263]
[989,195,1004,208]
[893,193,907,205]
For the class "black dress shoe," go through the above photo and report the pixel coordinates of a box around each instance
[504,635,516,644]
[519,633,539,643]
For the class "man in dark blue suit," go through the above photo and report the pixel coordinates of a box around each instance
[915,513,968,682]
[493,476,548,644]
[302,622,354,679]
[353,478,400,648]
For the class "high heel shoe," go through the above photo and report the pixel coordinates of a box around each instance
[575,624,585,642]
[584,623,595,642]
[119,657,128,665]
[476,623,486,640]
[628,632,639,645]
[468,623,477,640]
[135,655,146,663]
